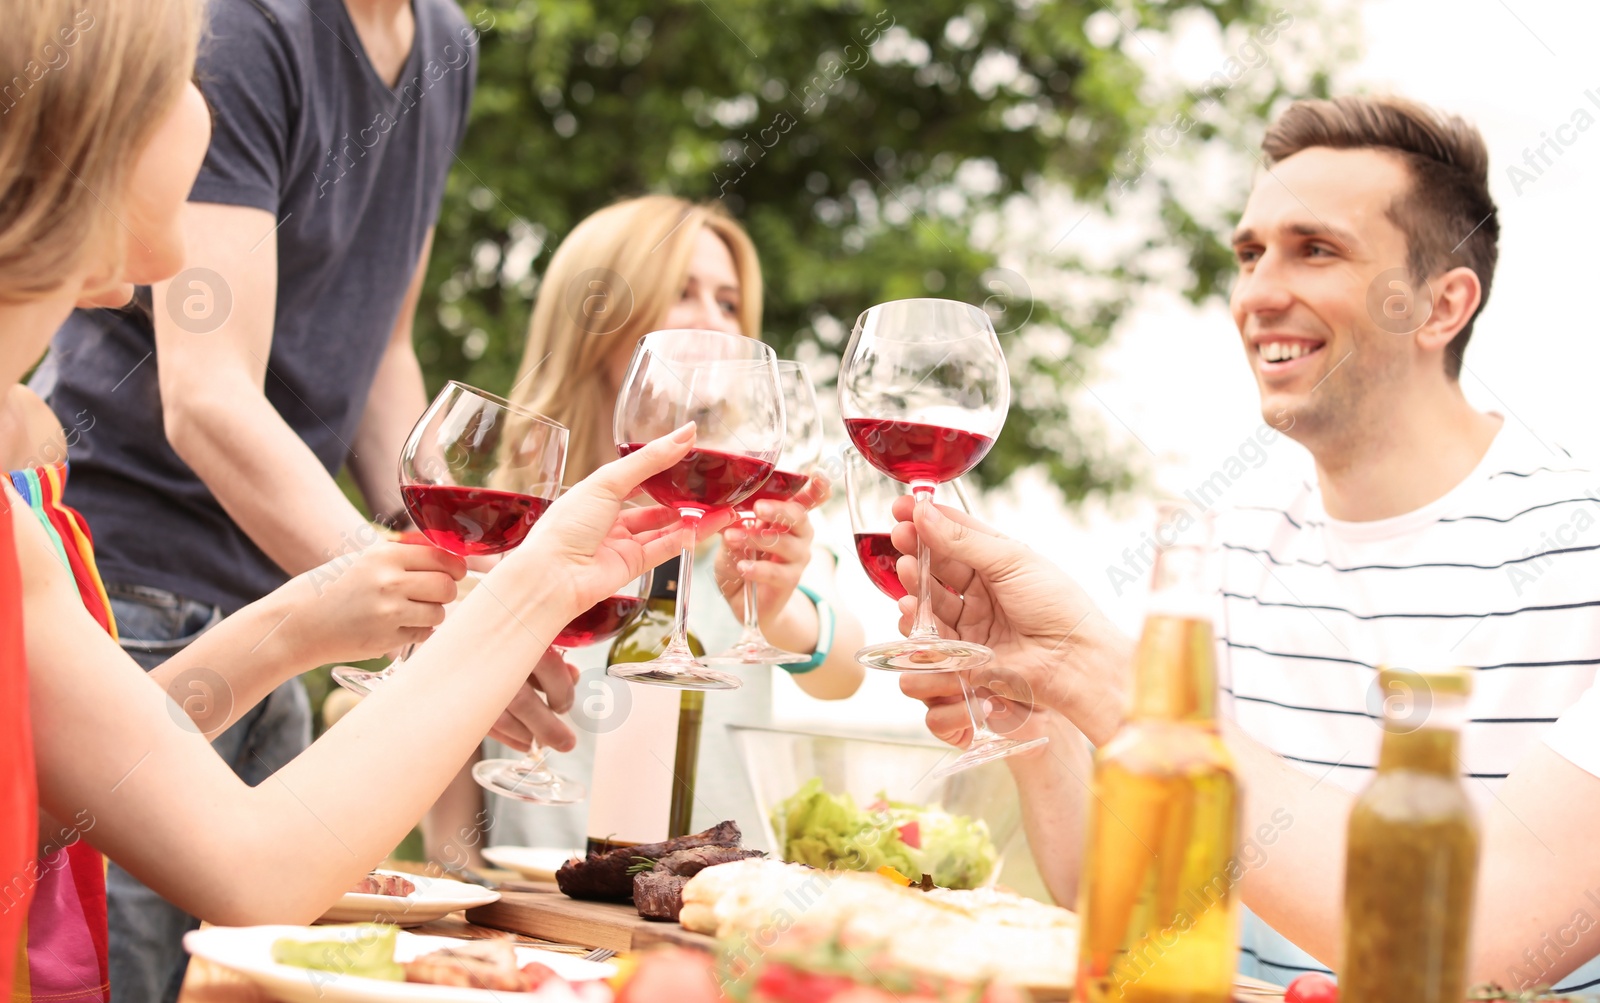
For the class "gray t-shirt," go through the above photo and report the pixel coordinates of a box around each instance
[35,0,476,612]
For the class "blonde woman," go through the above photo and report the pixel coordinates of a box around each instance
[0,1,706,993]
[472,195,865,853]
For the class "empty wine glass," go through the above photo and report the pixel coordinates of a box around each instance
[706,361,823,666]
[332,382,568,695]
[839,299,1009,672]
[474,566,654,804]
[843,448,1048,778]
[610,329,785,690]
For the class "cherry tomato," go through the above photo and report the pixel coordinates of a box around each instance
[1285,972,1339,1003]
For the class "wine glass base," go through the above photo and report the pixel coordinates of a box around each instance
[472,757,587,805]
[929,734,1050,780]
[331,664,388,697]
[607,660,743,691]
[703,639,812,667]
[853,638,994,673]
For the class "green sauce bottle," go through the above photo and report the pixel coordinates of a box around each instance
[1342,666,1480,1003]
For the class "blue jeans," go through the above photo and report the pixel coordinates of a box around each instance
[104,584,312,1003]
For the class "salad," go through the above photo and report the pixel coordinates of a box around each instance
[771,778,998,890]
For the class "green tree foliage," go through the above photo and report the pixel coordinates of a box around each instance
[420,0,1337,500]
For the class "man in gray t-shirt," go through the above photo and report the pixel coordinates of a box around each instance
[34,1,479,1000]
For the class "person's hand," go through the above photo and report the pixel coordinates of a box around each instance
[288,541,466,665]
[497,424,734,622]
[888,495,1132,747]
[486,647,580,753]
[713,473,828,626]
[909,668,1049,751]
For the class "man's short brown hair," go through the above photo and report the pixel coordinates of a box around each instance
[1261,95,1498,379]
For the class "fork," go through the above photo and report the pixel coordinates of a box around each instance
[582,947,617,963]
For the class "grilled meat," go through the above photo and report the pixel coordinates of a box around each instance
[636,845,764,921]
[351,872,415,897]
[402,939,523,991]
[634,871,691,921]
[557,820,742,903]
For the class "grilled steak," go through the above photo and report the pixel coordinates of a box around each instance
[658,845,764,877]
[635,846,765,921]
[557,821,742,903]
[634,871,690,921]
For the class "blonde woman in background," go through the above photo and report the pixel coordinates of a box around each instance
[448,196,865,858]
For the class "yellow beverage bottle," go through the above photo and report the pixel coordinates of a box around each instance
[1077,506,1240,1003]
[1342,666,1478,1003]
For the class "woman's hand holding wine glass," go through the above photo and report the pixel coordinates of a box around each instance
[493,423,726,622]
[484,648,581,754]
[706,359,826,666]
[711,475,827,623]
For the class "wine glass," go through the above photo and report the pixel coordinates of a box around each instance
[473,567,654,804]
[839,298,1008,672]
[332,382,568,695]
[611,329,785,690]
[706,361,823,666]
[844,448,1046,778]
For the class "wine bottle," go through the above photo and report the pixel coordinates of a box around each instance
[1076,506,1240,1003]
[585,557,705,854]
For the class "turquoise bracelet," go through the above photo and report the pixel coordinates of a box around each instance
[779,584,834,674]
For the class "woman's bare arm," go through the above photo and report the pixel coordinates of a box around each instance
[24,431,704,925]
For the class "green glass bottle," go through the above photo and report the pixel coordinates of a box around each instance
[586,557,705,854]
[1076,506,1240,1003]
[1342,666,1479,1003]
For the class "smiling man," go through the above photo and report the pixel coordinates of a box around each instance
[894,94,1600,989]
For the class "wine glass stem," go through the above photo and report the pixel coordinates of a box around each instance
[738,514,761,633]
[667,510,703,655]
[911,484,939,640]
[515,746,553,779]
[958,673,999,746]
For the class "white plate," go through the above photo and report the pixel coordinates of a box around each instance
[184,925,616,1003]
[318,870,501,926]
[482,847,582,883]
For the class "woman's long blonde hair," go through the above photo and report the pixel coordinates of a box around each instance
[509,195,764,484]
[0,0,203,302]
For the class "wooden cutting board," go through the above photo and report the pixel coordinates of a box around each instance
[465,881,717,953]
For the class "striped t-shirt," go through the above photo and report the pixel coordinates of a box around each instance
[1219,417,1600,990]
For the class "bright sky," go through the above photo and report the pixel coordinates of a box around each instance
[775,0,1600,733]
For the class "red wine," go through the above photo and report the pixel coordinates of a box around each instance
[400,484,551,556]
[854,532,907,600]
[617,444,775,511]
[743,469,809,507]
[556,594,645,647]
[843,418,994,484]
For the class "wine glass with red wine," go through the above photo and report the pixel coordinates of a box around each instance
[839,298,1008,672]
[706,360,823,667]
[844,448,1046,777]
[331,382,568,695]
[611,329,785,690]
[474,566,654,804]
